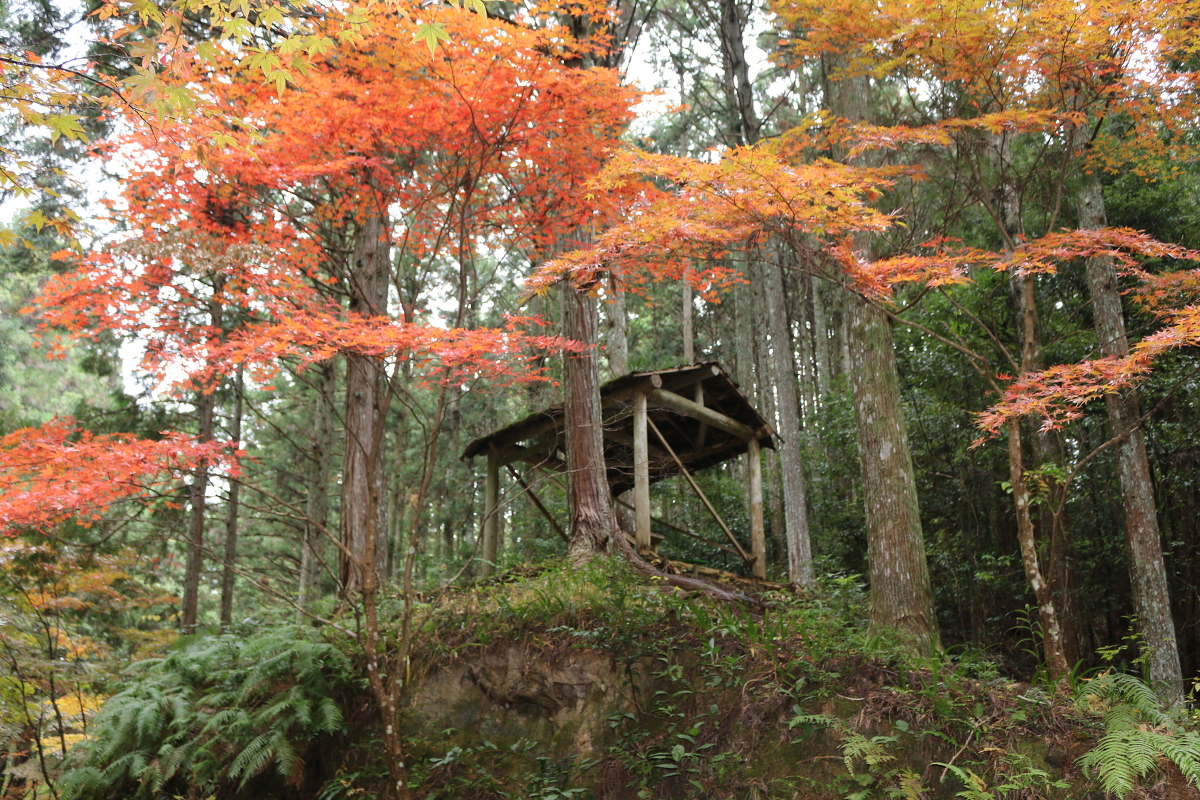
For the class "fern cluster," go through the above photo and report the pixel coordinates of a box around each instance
[60,632,353,799]
[1077,672,1200,798]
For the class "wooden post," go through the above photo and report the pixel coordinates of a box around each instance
[481,450,500,576]
[694,378,708,448]
[747,436,766,579]
[633,391,653,554]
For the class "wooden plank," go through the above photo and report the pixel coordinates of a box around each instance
[747,437,766,579]
[633,391,652,555]
[694,378,708,449]
[648,388,755,440]
[647,416,752,564]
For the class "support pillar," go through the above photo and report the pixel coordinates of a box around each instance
[633,391,653,554]
[481,450,500,577]
[747,437,766,579]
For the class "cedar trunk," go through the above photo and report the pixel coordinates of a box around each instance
[219,367,243,632]
[563,283,619,561]
[827,59,940,656]
[182,387,215,634]
[299,359,336,616]
[340,210,389,599]
[762,253,815,588]
[846,295,939,656]
[1077,176,1184,702]
[182,290,223,634]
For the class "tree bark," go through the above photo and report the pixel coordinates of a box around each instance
[1077,176,1184,702]
[682,269,695,364]
[563,282,620,561]
[762,250,815,589]
[1007,416,1071,679]
[299,359,336,617]
[716,0,759,146]
[219,367,243,632]
[340,209,389,599]
[605,284,638,536]
[749,260,787,557]
[846,296,939,655]
[182,288,223,634]
[182,386,215,635]
[606,283,629,377]
[827,58,940,656]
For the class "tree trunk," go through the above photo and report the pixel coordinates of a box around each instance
[182,386,215,635]
[340,210,389,600]
[682,269,695,364]
[795,270,818,421]
[605,283,638,535]
[1009,276,1072,681]
[749,269,787,562]
[1007,417,1071,679]
[813,277,832,398]
[762,250,815,589]
[182,289,223,634]
[827,58,940,656]
[219,367,243,632]
[991,130,1074,679]
[847,296,939,655]
[717,0,759,146]
[607,283,629,377]
[299,359,336,616]
[563,282,619,561]
[1077,176,1183,703]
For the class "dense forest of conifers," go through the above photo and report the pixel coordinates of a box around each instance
[3,0,1200,796]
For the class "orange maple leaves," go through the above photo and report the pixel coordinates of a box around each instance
[0,418,237,536]
[7,1,636,535]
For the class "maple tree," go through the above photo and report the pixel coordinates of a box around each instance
[767,0,1200,700]
[8,4,640,796]
[7,0,1200,793]
[529,0,1200,681]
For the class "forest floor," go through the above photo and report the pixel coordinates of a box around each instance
[319,558,1198,800]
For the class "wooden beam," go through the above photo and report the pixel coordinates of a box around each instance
[471,375,667,464]
[747,437,766,579]
[498,431,559,467]
[506,464,568,543]
[614,497,742,557]
[647,416,752,564]
[603,427,665,457]
[633,391,652,555]
[648,388,755,440]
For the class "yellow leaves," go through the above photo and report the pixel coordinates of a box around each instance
[45,113,86,144]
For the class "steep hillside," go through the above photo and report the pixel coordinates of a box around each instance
[60,560,1200,800]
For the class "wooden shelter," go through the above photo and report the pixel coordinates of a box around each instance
[462,362,776,577]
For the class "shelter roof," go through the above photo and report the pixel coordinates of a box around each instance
[462,362,774,494]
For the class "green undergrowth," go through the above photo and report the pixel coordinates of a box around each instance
[55,558,1200,800]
